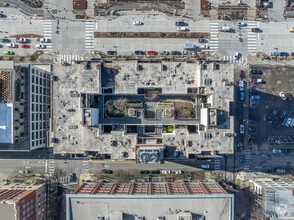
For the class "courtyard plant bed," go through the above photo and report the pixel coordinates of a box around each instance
[144,89,161,101]
[174,101,195,119]
[94,32,210,39]
[106,98,127,117]
[158,100,174,107]
[127,100,142,107]
[163,125,174,133]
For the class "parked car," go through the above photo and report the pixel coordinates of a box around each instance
[133,21,142,25]
[251,28,261,32]
[68,125,78,129]
[251,95,260,100]
[161,170,171,174]
[3,51,13,55]
[198,38,207,43]
[182,51,192,55]
[140,170,150,174]
[278,52,289,56]
[52,76,58,81]
[21,44,29,48]
[272,149,282,153]
[240,70,245,78]
[134,50,145,55]
[151,170,160,174]
[250,78,262,83]
[101,169,113,174]
[177,27,187,31]
[282,118,288,127]
[250,89,260,94]
[175,21,185,26]
[280,111,287,119]
[240,92,245,101]
[173,170,183,174]
[17,38,27,43]
[291,119,294,127]
[107,50,117,55]
[279,92,287,100]
[36,44,46,49]
[40,38,50,43]
[251,69,262,74]
[240,124,244,134]
[286,118,292,127]
[0,38,10,42]
[240,159,249,163]
[171,51,181,55]
[147,51,156,55]
[159,51,170,55]
[200,44,209,49]
[6,43,16,48]
[270,52,278,56]
[201,164,210,169]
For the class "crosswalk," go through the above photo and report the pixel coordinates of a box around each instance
[247,21,257,52]
[209,21,219,51]
[243,149,251,170]
[85,21,94,50]
[59,54,81,63]
[48,154,55,174]
[42,20,53,50]
[222,55,244,63]
[214,159,221,170]
[83,160,89,173]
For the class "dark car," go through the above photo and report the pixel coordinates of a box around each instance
[61,61,70,66]
[52,76,58,81]
[67,109,75,112]
[251,69,262,74]
[198,38,207,43]
[101,169,113,174]
[69,173,76,182]
[171,51,182,55]
[0,38,9,42]
[84,61,91,69]
[250,89,260,94]
[107,51,117,55]
[134,50,145,55]
[251,28,261,32]
[175,21,185,26]
[278,52,289,56]
[140,170,150,174]
[151,170,160,174]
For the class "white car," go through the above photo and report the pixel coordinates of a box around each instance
[219,26,230,32]
[133,21,142,25]
[177,27,187,31]
[272,149,282,153]
[240,124,244,134]
[238,22,247,26]
[286,118,292,127]
[279,92,287,100]
[161,170,171,174]
[173,170,183,174]
[234,52,240,60]
[36,44,46,49]
[6,43,16,48]
[200,44,210,49]
[40,38,50,43]
[291,119,294,127]
[17,38,27,43]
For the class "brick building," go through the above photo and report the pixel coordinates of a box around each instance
[0,183,46,220]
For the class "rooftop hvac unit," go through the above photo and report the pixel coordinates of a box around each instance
[140,152,150,163]
[149,152,159,162]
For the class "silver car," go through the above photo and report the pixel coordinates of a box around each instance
[159,51,170,55]
[290,119,294,127]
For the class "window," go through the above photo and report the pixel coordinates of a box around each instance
[15,126,19,130]
[32,75,35,83]
[31,104,34,111]
[36,86,38,93]
[32,132,34,139]
[32,85,34,93]
[20,113,24,119]
[32,94,34,102]
[21,92,24,99]
[20,133,24,137]
[35,76,38,85]
[36,123,38,130]
[36,95,38,102]
[15,108,19,112]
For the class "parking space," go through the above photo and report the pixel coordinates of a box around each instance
[247,64,294,145]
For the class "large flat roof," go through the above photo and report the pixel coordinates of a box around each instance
[67,194,234,220]
[0,103,13,144]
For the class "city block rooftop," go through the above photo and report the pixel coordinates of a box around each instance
[51,60,235,161]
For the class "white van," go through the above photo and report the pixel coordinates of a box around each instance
[239,80,244,91]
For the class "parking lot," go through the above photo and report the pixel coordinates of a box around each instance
[247,64,294,145]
